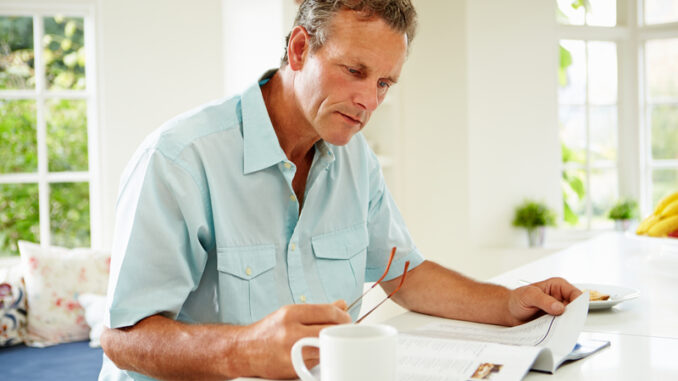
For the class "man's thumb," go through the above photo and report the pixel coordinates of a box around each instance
[332,299,347,310]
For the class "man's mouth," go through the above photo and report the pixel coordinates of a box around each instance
[337,112,363,126]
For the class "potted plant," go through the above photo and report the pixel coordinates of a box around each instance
[608,199,638,231]
[512,200,557,247]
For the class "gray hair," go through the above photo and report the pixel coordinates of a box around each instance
[281,0,417,66]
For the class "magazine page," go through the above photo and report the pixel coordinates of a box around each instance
[398,334,543,381]
[404,293,590,373]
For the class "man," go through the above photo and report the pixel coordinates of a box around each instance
[100,1,581,380]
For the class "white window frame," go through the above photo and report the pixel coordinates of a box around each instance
[556,0,678,229]
[637,8,678,214]
[557,13,629,230]
[0,2,100,249]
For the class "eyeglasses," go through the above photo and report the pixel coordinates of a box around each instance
[346,247,411,324]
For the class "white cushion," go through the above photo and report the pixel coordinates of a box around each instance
[18,241,110,347]
[77,293,107,348]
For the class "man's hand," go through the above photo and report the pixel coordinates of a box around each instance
[242,300,351,379]
[506,277,582,326]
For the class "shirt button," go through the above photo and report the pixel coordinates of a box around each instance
[290,194,297,202]
[290,243,296,251]
[300,295,307,303]
[245,267,252,276]
[284,162,292,169]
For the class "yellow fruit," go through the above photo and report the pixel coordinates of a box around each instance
[636,214,660,235]
[660,199,678,218]
[647,215,678,237]
[653,191,678,216]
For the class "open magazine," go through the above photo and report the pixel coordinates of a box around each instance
[396,293,609,380]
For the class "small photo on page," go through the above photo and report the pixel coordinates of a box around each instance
[469,362,503,380]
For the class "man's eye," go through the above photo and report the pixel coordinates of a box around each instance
[347,67,360,75]
[378,81,391,89]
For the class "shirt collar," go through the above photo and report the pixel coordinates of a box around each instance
[241,73,287,175]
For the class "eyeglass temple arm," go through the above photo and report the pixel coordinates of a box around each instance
[355,260,410,324]
[345,247,396,312]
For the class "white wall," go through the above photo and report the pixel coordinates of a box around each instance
[221,0,295,96]
[397,0,470,268]
[395,0,561,268]
[466,0,562,249]
[97,0,224,247]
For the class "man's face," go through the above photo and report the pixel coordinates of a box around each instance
[293,10,408,146]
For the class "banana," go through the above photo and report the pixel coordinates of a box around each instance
[653,191,678,216]
[647,215,678,237]
[660,199,678,218]
[636,214,660,235]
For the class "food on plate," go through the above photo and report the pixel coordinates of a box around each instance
[584,289,610,302]
[636,190,678,238]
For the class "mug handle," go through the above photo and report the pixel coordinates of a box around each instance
[291,337,320,381]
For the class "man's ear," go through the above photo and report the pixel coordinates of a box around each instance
[287,25,310,71]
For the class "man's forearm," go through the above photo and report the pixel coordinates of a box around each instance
[383,260,514,326]
[101,315,249,381]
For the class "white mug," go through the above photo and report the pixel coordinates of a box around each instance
[291,324,398,381]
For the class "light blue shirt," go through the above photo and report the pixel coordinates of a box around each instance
[100,73,425,380]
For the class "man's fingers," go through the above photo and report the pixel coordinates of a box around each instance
[301,346,319,361]
[284,303,351,325]
[524,286,565,316]
[332,299,347,311]
[534,277,583,303]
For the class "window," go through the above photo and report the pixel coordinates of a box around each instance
[642,26,678,207]
[0,7,97,256]
[557,0,621,229]
[557,0,678,228]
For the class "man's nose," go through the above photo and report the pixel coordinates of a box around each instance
[353,82,380,112]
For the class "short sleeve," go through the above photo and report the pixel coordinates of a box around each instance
[105,149,213,328]
[364,150,425,282]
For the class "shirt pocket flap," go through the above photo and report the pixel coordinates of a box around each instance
[217,245,276,280]
[311,225,368,260]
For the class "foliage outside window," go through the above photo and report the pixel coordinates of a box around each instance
[557,0,620,229]
[557,0,678,226]
[0,14,92,256]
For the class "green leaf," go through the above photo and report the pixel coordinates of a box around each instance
[568,176,585,200]
[571,0,591,11]
[558,45,573,88]
[563,199,579,225]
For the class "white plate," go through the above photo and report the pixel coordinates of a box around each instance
[575,283,640,310]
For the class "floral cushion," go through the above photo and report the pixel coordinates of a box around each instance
[0,280,27,346]
[18,241,110,347]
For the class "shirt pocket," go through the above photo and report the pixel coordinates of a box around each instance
[217,244,278,324]
[311,225,368,307]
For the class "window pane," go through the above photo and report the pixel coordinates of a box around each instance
[43,16,85,90]
[587,0,616,26]
[646,38,678,99]
[650,104,678,160]
[46,99,88,171]
[559,105,587,161]
[645,0,678,25]
[50,182,90,248]
[588,41,617,104]
[652,169,678,208]
[0,99,37,173]
[557,0,586,25]
[0,183,39,256]
[591,168,618,228]
[563,168,587,226]
[0,16,34,89]
[558,40,586,104]
[590,105,618,162]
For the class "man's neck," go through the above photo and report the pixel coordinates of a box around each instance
[260,68,319,164]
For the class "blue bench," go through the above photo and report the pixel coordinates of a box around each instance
[0,341,103,380]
